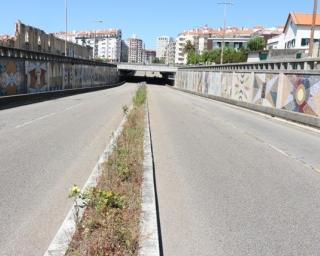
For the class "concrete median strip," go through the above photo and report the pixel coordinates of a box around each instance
[44,86,160,256]
[139,102,161,256]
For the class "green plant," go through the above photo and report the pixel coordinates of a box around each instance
[133,85,146,106]
[85,188,125,212]
[247,37,266,51]
[116,161,131,181]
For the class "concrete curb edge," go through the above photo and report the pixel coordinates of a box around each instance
[170,86,320,129]
[139,100,161,256]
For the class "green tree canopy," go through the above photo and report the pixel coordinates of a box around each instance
[184,40,195,54]
[186,48,248,65]
[247,37,266,51]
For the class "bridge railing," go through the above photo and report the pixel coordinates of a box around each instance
[0,46,115,66]
[178,57,320,73]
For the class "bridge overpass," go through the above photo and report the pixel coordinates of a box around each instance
[117,63,178,73]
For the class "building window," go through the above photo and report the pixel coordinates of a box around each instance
[301,38,309,46]
[287,39,296,49]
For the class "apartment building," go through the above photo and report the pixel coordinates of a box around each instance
[120,40,129,62]
[143,49,156,64]
[55,29,122,62]
[128,35,144,63]
[165,40,176,64]
[175,26,282,64]
[156,36,174,62]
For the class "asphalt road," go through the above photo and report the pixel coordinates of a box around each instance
[0,84,136,256]
[148,85,320,256]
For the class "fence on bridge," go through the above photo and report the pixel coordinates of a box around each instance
[175,59,320,118]
[0,46,119,96]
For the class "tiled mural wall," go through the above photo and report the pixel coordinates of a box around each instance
[0,58,118,96]
[175,70,320,117]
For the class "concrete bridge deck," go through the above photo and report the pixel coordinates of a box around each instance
[117,63,178,73]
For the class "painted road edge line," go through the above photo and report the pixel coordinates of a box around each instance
[43,107,131,256]
[139,101,161,256]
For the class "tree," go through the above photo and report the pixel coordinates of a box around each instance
[187,50,198,65]
[152,57,161,64]
[247,37,266,51]
[183,40,195,54]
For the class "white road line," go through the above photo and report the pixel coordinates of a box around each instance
[15,113,57,129]
[267,143,290,157]
[15,103,83,129]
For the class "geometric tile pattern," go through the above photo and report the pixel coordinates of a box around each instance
[264,74,279,108]
[221,72,233,99]
[0,58,118,96]
[0,59,26,96]
[280,74,320,116]
[231,72,254,102]
[48,63,63,91]
[25,61,48,93]
[252,73,265,105]
[174,70,320,117]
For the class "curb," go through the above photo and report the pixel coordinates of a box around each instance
[43,107,130,256]
[170,86,320,129]
[139,101,161,256]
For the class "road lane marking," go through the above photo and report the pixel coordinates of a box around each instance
[15,112,57,129]
[14,103,83,129]
[267,143,289,157]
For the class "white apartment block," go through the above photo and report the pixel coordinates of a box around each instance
[55,29,122,62]
[165,40,176,65]
[267,12,320,54]
[156,36,174,62]
[128,35,144,63]
[175,33,199,65]
[174,26,283,64]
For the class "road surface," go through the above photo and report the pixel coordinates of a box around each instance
[0,84,136,255]
[148,85,320,256]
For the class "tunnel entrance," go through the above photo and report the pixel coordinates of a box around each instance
[120,70,174,86]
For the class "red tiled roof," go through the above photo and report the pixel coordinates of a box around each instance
[284,12,320,32]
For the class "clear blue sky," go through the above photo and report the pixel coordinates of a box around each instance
[0,0,315,49]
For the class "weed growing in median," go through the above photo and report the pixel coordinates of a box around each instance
[66,85,147,256]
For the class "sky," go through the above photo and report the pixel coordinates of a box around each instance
[0,0,316,49]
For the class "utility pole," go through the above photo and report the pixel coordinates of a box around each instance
[218,0,233,64]
[65,0,68,56]
[309,0,318,57]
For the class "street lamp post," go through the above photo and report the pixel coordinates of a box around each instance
[309,0,318,57]
[65,0,68,56]
[93,20,103,59]
[218,1,233,64]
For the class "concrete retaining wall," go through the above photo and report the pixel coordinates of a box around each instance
[175,69,320,128]
[0,55,119,97]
